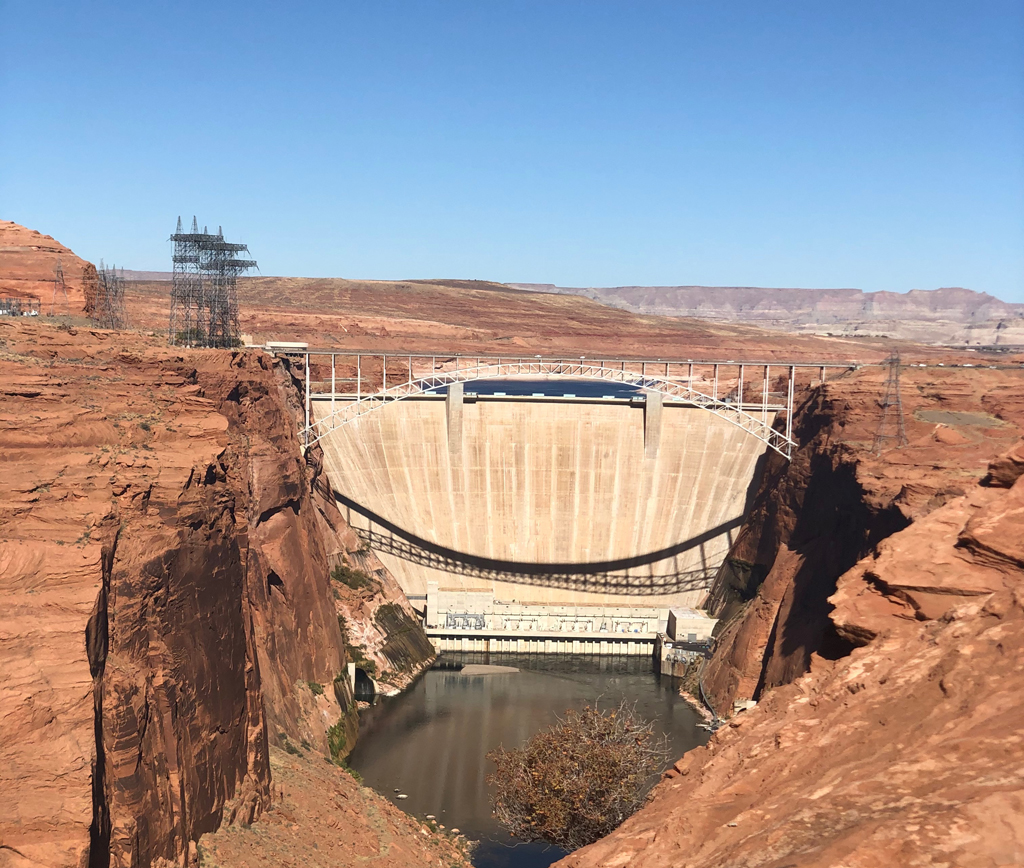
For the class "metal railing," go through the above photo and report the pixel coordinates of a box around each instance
[281,351,857,460]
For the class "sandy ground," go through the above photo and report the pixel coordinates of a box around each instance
[197,748,473,868]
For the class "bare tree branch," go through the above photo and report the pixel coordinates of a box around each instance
[486,700,669,851]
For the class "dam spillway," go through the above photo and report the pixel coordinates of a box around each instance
[313,386,771,639]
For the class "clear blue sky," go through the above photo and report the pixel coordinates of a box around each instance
[2,2,1022,300]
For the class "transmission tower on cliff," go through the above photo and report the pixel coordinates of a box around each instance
[95,260,129,329]
[49,258,69,316]
[169,217,256,347]
[872,352,908,454]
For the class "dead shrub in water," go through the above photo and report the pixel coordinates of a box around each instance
[486,701,668,851]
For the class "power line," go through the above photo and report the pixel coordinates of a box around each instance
[872,351,908,454]
[95,260,128,329]
[169,216,256,347]
[49,258,69,317]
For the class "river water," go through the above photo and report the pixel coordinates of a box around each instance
[347,653,709,868]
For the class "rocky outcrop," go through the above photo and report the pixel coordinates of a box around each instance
[264,356,436,698]
[557,423,1024,868]
[306,443,436,696]
[983,437,1024,488]
[200,356,355,757]
[702,362,1024,714]
[701,390,907,709]
[0,220,93,312]
[0,323,352,867]
[560,591,1024,867]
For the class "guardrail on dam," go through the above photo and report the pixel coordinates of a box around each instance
[292,351,858,460]
[272,349,856,652]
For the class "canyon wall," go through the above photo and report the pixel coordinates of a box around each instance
[0,324,357,867]
[306,442,437,694]
[703,362,1024,713]
[556,366,1024,868]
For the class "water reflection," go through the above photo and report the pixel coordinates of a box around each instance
[347,653,708,868]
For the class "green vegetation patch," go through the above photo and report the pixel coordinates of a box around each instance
[327,710,362,780]
[331,563,378,592]
[327,719,347,762]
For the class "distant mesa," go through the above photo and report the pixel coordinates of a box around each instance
[120,269,173,282]
[509,283,1024,345]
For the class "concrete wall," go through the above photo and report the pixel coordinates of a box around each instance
[314,396,769,610]
[428,585,669,633]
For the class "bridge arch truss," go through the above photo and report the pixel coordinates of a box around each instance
[287,352,856,460]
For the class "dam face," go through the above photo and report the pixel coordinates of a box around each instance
[314,391,769,633]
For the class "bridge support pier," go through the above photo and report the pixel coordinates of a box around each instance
[644,390,663,459]
[446,382,463,454]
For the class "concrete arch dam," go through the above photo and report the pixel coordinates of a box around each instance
[313,383,771,648]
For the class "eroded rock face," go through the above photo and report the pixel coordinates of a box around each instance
[983,437,1024,488]
[703,363,1024,714]
[0,220,93,312]
[0,323,350,867]
[305,442,436,697]
[560,592,1024,867]
[557,370,1024,868]
[558,433,1024,868]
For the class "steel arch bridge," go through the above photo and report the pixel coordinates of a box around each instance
[284,351,852,460]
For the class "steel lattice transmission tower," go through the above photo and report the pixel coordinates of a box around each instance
[94,260,129,329]
[49,258,69,316]
[872,351,908,454]
[169,217,256,347]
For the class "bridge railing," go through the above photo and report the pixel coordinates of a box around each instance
[278,350,857,460]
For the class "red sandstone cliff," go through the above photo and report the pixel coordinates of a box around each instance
[302,443,436,695]
[271,360,437,695]
[557,392,1024,867]
[0,220,94,313]
[702,362,1024,713]
[0,322,445,867]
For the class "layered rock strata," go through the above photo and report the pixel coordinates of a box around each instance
[0,323,365,867]
[512,283,1024,346]
[703,362,1024,712]
[557,386,1024,867]
[0,220,93,313]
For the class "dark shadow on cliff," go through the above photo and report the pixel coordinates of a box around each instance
[758,450,910,694]
[332,491,743,596]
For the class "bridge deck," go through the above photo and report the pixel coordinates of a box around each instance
[311,391,787,412]
[295,350,830,459]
